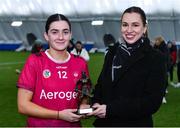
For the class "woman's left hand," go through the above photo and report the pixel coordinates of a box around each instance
[87,103,106,118]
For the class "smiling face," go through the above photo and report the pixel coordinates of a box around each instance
[44,20,72,52]
[121,12,147,44]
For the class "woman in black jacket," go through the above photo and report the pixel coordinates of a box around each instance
[87,6,166,127]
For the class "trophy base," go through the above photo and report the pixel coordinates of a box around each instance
[77,108,93,114]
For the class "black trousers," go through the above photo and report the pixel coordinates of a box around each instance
[177,62,180,82]
[169,65,174,81]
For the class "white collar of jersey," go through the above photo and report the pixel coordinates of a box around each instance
[45,50,71,64]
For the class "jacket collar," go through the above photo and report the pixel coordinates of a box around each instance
[112,38,151,85]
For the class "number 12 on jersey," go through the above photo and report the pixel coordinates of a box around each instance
[58,71,68,79]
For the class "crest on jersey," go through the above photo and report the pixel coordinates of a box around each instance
[43,69,51,78]
[73,72,79,78]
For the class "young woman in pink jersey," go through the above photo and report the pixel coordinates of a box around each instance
[17,14,90,127]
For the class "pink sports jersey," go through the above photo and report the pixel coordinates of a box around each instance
[17,50,89,127]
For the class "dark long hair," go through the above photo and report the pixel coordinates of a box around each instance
[45,14,71,33]
[121,6,147,27]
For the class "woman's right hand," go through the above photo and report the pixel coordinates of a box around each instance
[58,109,83,122]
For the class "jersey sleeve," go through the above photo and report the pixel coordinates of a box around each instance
[17,54,37,92]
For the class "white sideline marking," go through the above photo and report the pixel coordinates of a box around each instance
[0,66,11,70]
[0,61,24,66]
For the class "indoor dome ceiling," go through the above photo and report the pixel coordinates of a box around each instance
[0,0,180,21]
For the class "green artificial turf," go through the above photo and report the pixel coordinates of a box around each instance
[0,51,180,127]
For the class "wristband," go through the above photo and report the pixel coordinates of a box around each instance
[57,111,59,119]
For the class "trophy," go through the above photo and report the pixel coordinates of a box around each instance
[74,71,94,114]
